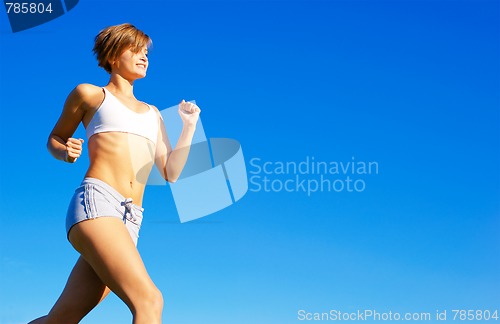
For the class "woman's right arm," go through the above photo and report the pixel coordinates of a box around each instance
[47,84,99,163]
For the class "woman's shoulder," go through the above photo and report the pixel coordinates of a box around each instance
[72,83,103,99]
[67,83,104,109]
[148,104,161,116]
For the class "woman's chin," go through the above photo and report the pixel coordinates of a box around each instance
[126,72,146,81]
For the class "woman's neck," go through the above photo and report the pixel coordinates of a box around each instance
[106,74,135,98]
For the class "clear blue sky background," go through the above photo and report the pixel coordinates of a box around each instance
[0,0,499,323]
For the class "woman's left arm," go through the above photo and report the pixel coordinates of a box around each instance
[154,100,201,183]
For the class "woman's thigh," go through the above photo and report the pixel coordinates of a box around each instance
[45,256,111,323]
[68,216,159,310]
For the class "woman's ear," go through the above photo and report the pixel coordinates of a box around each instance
[108,57,116,66]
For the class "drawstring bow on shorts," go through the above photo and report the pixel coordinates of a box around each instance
[122,198,138,222]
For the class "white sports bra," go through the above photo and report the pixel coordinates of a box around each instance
[86,87,159,145]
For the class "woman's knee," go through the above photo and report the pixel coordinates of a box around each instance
[133,286,163,315]
[152,287,164,313]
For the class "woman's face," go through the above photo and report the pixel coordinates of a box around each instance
[111,45,149,80]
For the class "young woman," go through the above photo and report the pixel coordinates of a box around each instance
[29,23,200,324]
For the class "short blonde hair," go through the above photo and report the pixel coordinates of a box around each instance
[93,23,152,73]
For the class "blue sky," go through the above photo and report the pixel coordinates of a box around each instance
[0,0,499,323]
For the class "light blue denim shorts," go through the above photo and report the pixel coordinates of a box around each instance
[66,177,144,246]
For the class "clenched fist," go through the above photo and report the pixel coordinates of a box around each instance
[65,138,84,163]
[179,100,201,127]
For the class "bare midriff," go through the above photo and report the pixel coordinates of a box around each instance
[84,132,156,206]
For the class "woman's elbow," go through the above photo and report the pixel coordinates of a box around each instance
[164,170,180,183]
[165,173,179,183]
[46,135,57,156]
[162,168,178,183]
